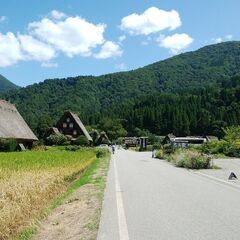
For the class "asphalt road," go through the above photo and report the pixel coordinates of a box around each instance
[97,149,240,240]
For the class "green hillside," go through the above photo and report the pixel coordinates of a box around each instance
[3,41,240,138]
[0,75,19,93]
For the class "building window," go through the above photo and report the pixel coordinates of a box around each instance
[69,123,74,128]
[73,130,77,136]
[66,118,70,122]
[63,123,67,128]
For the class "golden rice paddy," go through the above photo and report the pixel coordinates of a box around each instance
[0,149,96,240]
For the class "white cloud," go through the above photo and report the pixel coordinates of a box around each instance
[120,7,181,35]
[115,63,127,71]
[211,35,233,44]
[51,10,67,20]
[118,35,126,43]
[94,41,122,59]
[29,16,106,57]
[0,10,121,67]
[0,32,23,67]
[0,32,56,67]
[225,34,233,40]
[41,62,58,68]
[158,33,194,54]
[0,16,6,23]
[18,34,56,61]
[213,37,223,44]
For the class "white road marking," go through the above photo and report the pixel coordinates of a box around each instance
[194,171,240,192]
[113,155,130,240]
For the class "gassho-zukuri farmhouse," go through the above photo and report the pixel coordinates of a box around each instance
[0,99,38,148]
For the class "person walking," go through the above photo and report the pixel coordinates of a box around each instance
[112,145,115,154]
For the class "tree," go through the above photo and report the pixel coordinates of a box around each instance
[35,115,53,139]
[74,135,90,146]
[98,118,127,141]
[223,126,240,143]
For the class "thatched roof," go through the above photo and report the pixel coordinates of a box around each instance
[49,127,61,135]
[57,111,92,141]
[70,112,92,141]
[0,100,38,141]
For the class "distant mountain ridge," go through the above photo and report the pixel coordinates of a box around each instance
[3,41,240,135]
[0,75,19,93]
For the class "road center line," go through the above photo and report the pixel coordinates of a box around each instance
[113,155,130,240]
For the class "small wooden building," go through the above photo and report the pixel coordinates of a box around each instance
[124,137,139,148]
[139,137,148,150]
[56,111,92,142]
[162,133,218,147]
[97,132,111,145]
[0,99,38,148]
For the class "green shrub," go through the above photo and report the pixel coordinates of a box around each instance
[139,145,153,152]
[152,144,161,150]
[223,126,240,143]
[156,149,164,159]
[74,135,90,146]
[0,138,18,152]
[201,140,227,154]
[155,145,175,160]
[172,149,211,169]
[223,142,240,157]
[163,144,174,154]
[60,145,82,151]
[202,139,240,158]
[95,149,107,158]
[46,134,70,146]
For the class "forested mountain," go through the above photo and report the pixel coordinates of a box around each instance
[115,76,240,138]
[0,75,19,93]
[2,41,240,138]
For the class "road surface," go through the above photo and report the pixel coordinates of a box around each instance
[97,149,240,240]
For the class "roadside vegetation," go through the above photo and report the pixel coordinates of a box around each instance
[201,126,240,158]
[156,126,240,169]
[164,149,211,169]
[156,146,211,170]
[0,147,106,240]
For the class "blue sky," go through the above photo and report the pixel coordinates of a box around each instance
[0,0,239,87]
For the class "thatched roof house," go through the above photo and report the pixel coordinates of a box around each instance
[0,100,38,147]
[162,134,176,144]
[56,111,92,141]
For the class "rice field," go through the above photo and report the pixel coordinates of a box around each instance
[0,148,97,240]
